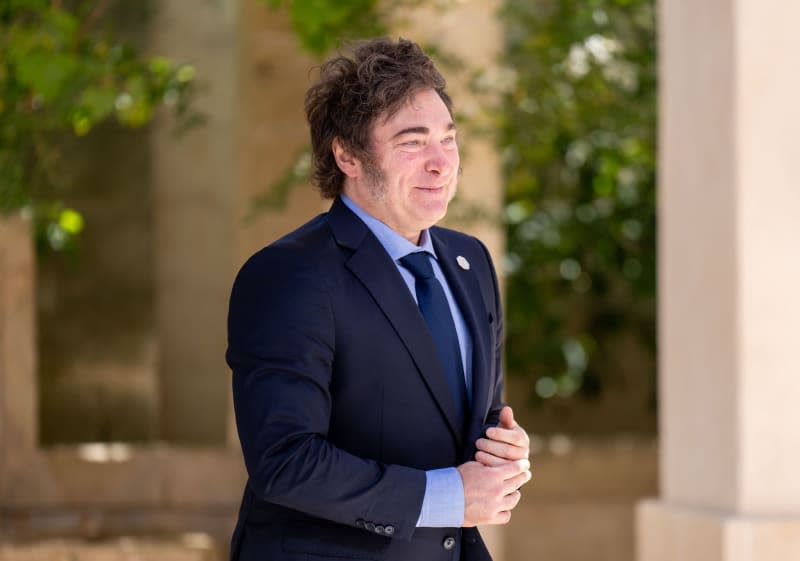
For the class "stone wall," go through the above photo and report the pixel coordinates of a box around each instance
[0,433,656,561]
[0,539,219,561]
[510,437,657,561]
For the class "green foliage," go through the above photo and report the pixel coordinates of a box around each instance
[0,0,197,251]
[499,0,657,408]
[247,146,311,218]
[261,0,387,56]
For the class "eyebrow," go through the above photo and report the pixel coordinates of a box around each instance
[391,123,456,139]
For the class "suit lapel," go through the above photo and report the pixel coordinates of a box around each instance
[326,199,465,445]
[431,230,494,450]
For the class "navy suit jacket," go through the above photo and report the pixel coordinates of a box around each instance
[227,197,505,561]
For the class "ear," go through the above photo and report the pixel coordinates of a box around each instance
[332,138,362,178]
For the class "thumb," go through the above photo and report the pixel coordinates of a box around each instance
[498,406,515,429]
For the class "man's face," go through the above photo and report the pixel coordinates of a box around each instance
[344,88,460,243]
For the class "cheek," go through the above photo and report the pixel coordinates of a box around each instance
[450,151,460,169]
[384,156,416,179]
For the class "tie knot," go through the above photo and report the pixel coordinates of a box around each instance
[400,252,435,280]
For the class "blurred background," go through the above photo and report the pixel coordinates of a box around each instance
[2,1,798,560]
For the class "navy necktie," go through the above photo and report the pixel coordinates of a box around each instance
[400,251,469,432]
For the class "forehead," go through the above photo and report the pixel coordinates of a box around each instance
[371,89,454,139]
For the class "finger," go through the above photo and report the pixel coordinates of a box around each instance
[474,450,507,467]
[502,469,532,494]
[485,426,528,447]
[498,406,515,429]
[495,458,530,479]
[501,489,522,511]
[476,438,528,461]
[476,441,527,463]
[490,509,512,525]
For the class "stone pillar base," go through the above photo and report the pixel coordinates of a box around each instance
[0,538,220,561]
[637,500,800,561]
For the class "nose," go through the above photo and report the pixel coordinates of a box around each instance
[424,143,458,177]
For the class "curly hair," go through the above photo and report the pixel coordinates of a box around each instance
[304,37,453,199]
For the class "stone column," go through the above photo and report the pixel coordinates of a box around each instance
[0,214,38,512]
[637,0,800,559]
[150,0,238,443]
[231,2,326,267]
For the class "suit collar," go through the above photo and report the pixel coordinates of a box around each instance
[327,196,369,250]
[338,194,437,261]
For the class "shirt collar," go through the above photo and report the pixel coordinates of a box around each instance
[340,194,437,261]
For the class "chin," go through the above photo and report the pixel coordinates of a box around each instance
[419,206,449,226]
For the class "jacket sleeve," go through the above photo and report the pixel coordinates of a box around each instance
[226,246,426,541]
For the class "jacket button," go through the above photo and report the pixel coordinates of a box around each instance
[384,525,395,535]
[375,525,385,534]
[355,519,365,528]
[365,522,375,531]
[443,536,456,550]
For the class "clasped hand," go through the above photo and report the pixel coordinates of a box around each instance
[458,406,532,527]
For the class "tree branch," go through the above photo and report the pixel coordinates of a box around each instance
[81,0,110,34]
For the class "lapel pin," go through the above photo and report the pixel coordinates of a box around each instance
[456,256,470,270]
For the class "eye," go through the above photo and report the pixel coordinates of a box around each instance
[401,139,421,147]
[442,135,456,145]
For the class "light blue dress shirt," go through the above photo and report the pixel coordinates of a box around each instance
[341,195,469,528]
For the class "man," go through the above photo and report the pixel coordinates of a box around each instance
[227,37,531,561]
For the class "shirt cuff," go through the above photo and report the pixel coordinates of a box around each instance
[416,467,464,527]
